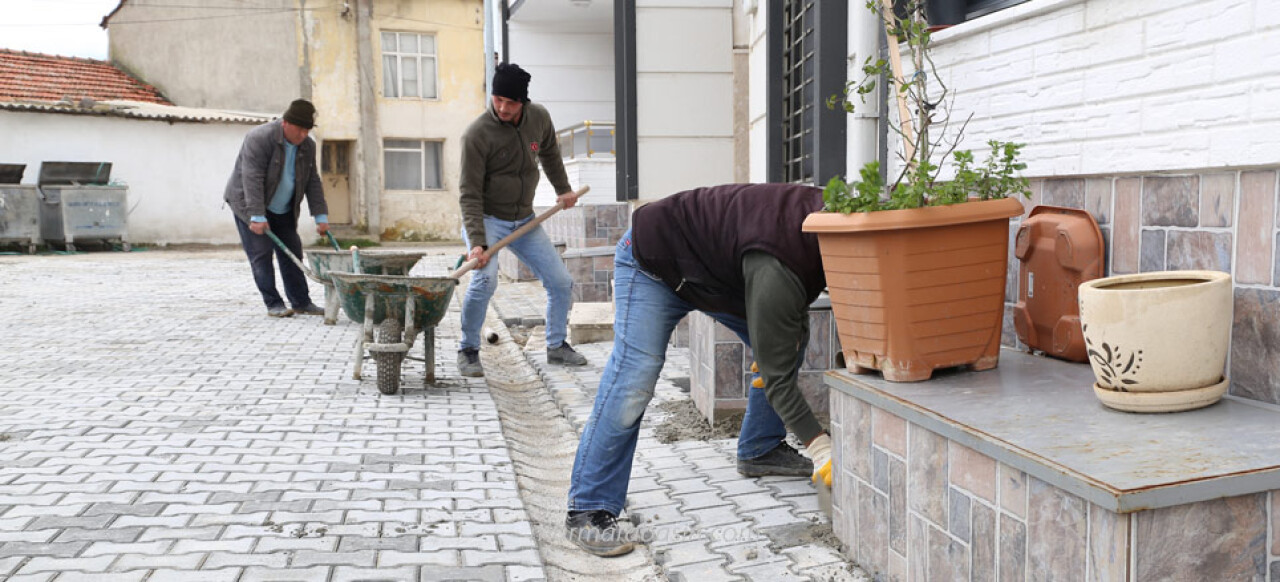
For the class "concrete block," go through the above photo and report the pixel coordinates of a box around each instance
[569,302,614,345]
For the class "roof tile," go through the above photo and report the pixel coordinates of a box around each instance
[0,49,170,105]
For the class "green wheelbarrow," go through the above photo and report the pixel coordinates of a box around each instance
[330,272,457,395]
[309,250,427,325]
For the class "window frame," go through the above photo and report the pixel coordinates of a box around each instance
[380,31,439,100]
[383,139,444,191]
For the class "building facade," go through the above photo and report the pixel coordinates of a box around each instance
[105,0,487,242]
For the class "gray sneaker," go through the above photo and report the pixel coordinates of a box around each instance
[457,348,484,377]
[565,510,635,557]
[267,306,294,318]
[547,341,588,366]
[293,303,324,316]
[737,442,813,477]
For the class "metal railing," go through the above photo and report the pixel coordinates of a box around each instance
[556,121,616,159]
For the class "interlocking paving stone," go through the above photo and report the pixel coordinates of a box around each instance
[0,250,872,581]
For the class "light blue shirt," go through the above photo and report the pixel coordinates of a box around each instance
[250,141,326,224]
[267,141,298,215]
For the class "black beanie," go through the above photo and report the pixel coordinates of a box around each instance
[492,63,531,102]
[282,99,317,129]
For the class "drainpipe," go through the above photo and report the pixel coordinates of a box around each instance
[483,0,496,97]
[731,0,750,183]
[355,0,382,237]
[297,0,314,100]
[847,3,882,181]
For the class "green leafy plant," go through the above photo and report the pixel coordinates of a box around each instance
[823,0,1029,213]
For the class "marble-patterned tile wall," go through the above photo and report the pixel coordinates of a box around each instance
[688,308,841,424]
[562,249,615,303]
[829,391,1279,582]
[542,203,630,250]
[1004,168,1280,406]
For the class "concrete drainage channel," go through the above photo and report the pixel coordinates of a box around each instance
[476,315,665,581]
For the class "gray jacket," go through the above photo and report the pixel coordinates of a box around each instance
[459,101,570,245]
[224,119,326,224]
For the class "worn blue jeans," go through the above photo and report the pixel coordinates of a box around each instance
[567,230,790,515]
[460,213,573,351]
[233,211,312,310]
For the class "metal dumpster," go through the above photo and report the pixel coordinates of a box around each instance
[0,164,41,254]
[37,162,130,252]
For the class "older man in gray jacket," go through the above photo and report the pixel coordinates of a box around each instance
[224,99,329,318]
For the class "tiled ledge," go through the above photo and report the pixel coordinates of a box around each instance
[825,348,1280,513]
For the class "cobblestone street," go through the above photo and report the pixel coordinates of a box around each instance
[0,247,866,581]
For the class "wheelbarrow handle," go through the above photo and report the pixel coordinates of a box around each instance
[449,185,590,280]
[265,230,326,284]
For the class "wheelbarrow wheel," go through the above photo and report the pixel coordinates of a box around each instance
[374,318,404,395]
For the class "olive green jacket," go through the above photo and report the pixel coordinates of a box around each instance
[459,101,571,245]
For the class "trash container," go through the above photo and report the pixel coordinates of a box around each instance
[37,161,129,252]
[0,164,41,254]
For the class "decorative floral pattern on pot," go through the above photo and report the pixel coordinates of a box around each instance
[1082,324,1142,391]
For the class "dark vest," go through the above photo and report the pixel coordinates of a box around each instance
[631,183,827,317]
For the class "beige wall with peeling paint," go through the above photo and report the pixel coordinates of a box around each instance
[372,0,487,242]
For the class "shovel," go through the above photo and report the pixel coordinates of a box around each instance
[448,185,589,279]
[266,230,327,284]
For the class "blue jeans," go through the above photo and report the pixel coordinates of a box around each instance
[460,213,573,351]
[233,212,312,310]
[567,230,792,515]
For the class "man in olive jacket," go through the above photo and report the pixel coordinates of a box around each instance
[456,63,586,376]
[224,99,329,318]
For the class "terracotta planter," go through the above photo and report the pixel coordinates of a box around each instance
[802,197,1024,382]
[1078,270,1232,412]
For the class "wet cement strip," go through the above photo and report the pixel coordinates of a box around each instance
[476,314,664,581]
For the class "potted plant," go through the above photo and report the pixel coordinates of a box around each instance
[802,0,1030,382]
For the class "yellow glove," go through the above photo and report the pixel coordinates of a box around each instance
[806,433,833,487]
[751,361,764,388]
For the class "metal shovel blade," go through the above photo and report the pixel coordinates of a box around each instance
[816,479,833,517]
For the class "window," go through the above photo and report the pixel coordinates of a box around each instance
[384,140,442,190]
[768,0,845,185]
[780,0,816,184]
[923,0,1030,26]
[381,32,438,99]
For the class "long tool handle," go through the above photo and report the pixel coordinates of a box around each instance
[265,230,326,284]
[325,230,342,252]
[448,185,590,279]
[879,0,917,162]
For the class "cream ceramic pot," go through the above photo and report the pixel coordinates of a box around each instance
[1077,270,1232,393]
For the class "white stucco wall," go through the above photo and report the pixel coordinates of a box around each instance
[0,111,311,246]
[636,0,735,202]
[507,26,616,130]
[927,0,1280,177]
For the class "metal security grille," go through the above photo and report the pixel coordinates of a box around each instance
[781,0,816,184]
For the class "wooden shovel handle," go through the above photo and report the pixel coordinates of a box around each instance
[449,185,590,279]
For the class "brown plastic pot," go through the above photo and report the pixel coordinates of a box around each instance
[802,197,1024,382]
[1012,205,1104,362]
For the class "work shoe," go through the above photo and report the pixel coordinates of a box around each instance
[457,348,484,377]
[737,442,813,477]
[293,303,325,316]
[267,306,294,318]
[547,341,588,366]
[565,510,635,557]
